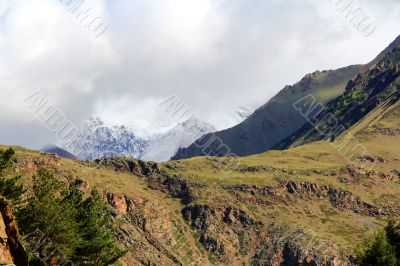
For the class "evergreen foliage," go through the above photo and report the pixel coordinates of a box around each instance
[358,219,400,266]
[0,147,125,266]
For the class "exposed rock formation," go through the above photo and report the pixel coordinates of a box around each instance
[14,153,60,173]
[226,180,398,218]
[182,204,351,265]
[0,198,28,266]
[94,157,159,176]
[74,178,90,192]
[103,191,142,216]
[375,127,400,136]
[182,205,262,230]
[148,174,200,204]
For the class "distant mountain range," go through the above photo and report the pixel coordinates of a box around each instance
[42,145,77,160]
[49,106,254,161]
[173,34,400,160]
[62,117,151,161]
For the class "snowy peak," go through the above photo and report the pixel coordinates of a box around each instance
[61,116,216,162]
[62,117,149,161]
[207,105,257,131]
[180,116,216,136]
[59,105,254,162]
[141,116,216,162]
[234,106,255,121]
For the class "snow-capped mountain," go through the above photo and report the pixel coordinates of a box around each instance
[207,105,256,131]
[141,116,216,162]
[235,106,254,122]
[58,105,254,162]
[63,117,150,161]
[61,116,216,162]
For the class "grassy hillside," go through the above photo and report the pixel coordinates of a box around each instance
[2,97,399,265]
[166,100,400,264]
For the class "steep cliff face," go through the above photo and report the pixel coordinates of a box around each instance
[0,198,28,266]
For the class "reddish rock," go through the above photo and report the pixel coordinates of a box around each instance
[16,153,61,173]
[103,192,143,215]
[74,178,90,191]
[0,198,28,266]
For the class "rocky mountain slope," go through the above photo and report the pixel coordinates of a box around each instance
[4,92,399,265]
[0,198,28,266]
[275,43,400,150]
[173,34,400,160]
[42,144,77,160]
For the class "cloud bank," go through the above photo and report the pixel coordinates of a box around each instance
[0,0,400,149]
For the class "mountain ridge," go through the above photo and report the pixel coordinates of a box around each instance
[173,34,400,160]
[274,43,400,150]
[173,64,363,159]
[60,116,217,162]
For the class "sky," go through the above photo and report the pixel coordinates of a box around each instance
[0,0,400,149]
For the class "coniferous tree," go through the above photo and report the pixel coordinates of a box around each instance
[386,219,400,260]
[0,148,14,173]
[17,169,80,257]
[358,226,398,266]
[0,148,25,202]
[17,169,125,265]
[74,188,126,266]
[1,148,124,265]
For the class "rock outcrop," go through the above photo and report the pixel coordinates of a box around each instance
[14,153,60,173]
[94,157,159,176]
[103,191,143,216]
[0,198,28,266]
[284,181,387,216]
[148,174,200,204]
[102,191,176,246]
[182,204,351,265]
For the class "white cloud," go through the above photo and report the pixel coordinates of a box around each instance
[0,0,399,148]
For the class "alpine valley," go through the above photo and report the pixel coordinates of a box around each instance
[1,35,400,266]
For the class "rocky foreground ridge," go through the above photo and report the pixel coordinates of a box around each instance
[0,198,28,266]
[5,98,400,266]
